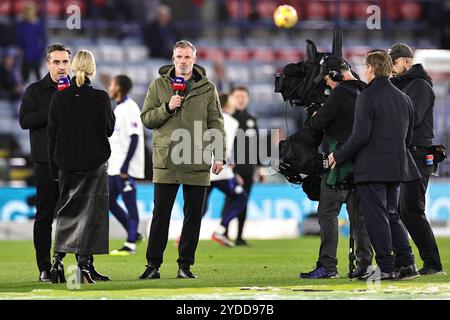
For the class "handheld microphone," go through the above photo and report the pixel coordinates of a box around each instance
[57,77,70,91]
[171,77,186,96]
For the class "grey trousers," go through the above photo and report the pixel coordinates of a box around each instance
[317,178,373,272]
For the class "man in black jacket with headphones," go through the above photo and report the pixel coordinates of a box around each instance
[300,56,373,279]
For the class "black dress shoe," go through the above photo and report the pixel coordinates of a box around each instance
[418,266,447,276]
[349,265,372,280]
[39,270,51,282]
[235,238,249,246]
[139,265,160,280]
[89,264,110,281]
[177,266,197,279]
[396,265,420,280]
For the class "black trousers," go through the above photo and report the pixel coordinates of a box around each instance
[317,179,373,272]
[222,172,254,239]
[146,183,207,268]
[357,183,414,273]
[33,162,59,272]
[400,173,442,270]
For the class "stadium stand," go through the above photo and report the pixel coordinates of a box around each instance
[0,0,449,184]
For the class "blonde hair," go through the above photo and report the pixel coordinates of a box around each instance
[71,50,96,87]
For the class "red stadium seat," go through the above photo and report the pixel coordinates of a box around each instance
[46,0,63,18]
[381,0,401,20]
[256,0,278,20]
[63,0,86,15]
[227,0,251,20]
[276,48,303,63]
[0,1,11,16]
[251,47,275,62]
[227,47,250,62]
[197,47,226,62]
[327,1,352,20]
[304,2,327,20]
[352,1,371,20]
[93,0,107,5]
[399,1,422,20]
[12,0,34,16]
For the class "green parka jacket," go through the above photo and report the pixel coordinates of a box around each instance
[141,64,226,186]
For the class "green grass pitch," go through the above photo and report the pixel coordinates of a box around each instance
[0,238,449,300]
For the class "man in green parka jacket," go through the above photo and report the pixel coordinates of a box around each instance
[139,40,226,280]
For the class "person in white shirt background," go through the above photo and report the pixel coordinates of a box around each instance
[202,93,248,248]
[107,75,145,255]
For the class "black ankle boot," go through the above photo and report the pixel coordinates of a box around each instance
[77,258,96,284]
[50,253,66,284]
[89,263,110,281]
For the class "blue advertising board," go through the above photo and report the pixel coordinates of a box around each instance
[0,181,449,222]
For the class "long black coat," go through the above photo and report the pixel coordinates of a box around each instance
[48,79,114,255]
[334,76,421,184]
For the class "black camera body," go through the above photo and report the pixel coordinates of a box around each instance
[273,28,344,200]
[274,40,330,111]
[274,28,343,112]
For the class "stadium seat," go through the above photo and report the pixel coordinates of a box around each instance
[12,0,32,16]
[197,47,226,62]
[327,1,352,20]
[0,1,11,16]
[227,0,251,20]
[226,63,251,83]
[352,1,371,20]
[256,0,278,20]
[125,45,149,63]
[63,0,87,15]
[249,63,277,83]
[96,44,124,63]
[0,100,12,120]
[382,0,401,21]
[276,48,303,63]
[124,65,150,86]
[304,2,327,20]
[251,47,276,63]
[45,0,63,18]
[226,47,251,62]
[399,1,422,21]
[248,83,278,106]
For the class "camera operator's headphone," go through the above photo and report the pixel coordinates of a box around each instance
[320,55,351,82]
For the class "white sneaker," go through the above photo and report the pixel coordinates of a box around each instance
[211,232,235,248]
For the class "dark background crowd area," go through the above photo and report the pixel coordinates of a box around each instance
[0,0,449,185]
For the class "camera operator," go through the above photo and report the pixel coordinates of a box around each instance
[390,43,445,275]
[299,56,373,279]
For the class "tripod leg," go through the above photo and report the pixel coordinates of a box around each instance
[348,189,357,276]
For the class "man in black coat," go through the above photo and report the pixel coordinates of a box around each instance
[390,43,444,275]
[328,50,421,281]
[19,43,71,282]
[300,56,373,279]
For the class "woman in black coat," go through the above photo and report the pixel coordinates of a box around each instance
[48,50,115,284]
